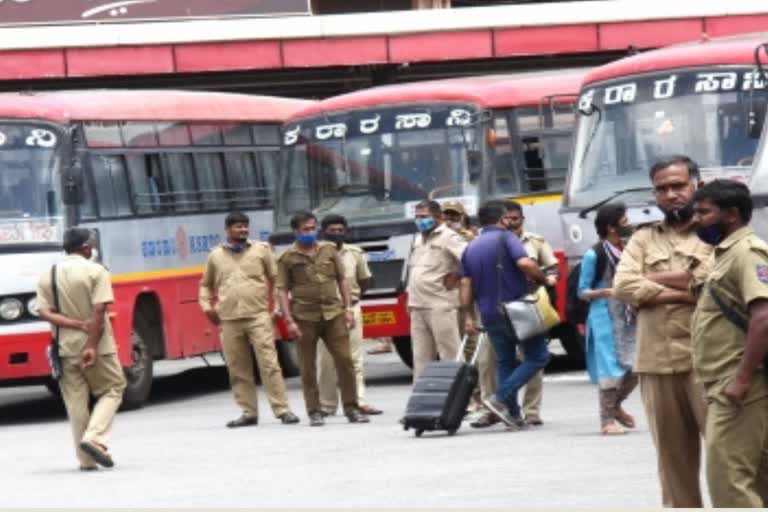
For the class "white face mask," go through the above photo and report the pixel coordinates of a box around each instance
[446,221,462,231]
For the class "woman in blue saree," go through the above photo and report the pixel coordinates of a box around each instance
[578,202,638,435]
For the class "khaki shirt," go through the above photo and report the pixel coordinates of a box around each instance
[339,243,372,303]
[407,223,467,310]
[36,254,116,358]
[614,221,713,374]
[692,227,768,396]
[276,241,346,322]
[199,240,276,321]
[520,231,558,272]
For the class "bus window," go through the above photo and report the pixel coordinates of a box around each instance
[194,153,229,211]
[84,122,123,148]
[190,124,224,146]
[160,153,199,213]
[256,151,279,205]
[89,155,133,218]
[515,107,573,193]
[252,125,281,146]
[157,123,192,146]
[125,154,162,215]
[222,124,253,146]
[491,113,521,194]
[122,122,159,147]
[225,152,270,209]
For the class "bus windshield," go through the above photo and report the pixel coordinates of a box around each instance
[276,104,481,229]
[0,123,63,244]
[567,68,764,209]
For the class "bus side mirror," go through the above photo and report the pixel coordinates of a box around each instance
[749,97,767,139]
[62,159,84,205]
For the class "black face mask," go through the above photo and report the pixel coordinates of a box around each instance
[617,225,634,239]
[324,233,345,248]
[659,201,694,224]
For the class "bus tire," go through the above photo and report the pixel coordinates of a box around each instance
[121,330,154,410]
[277,341,300,378]
[550,322,585,368]
[44,378,61,397]
[392,336,413,369]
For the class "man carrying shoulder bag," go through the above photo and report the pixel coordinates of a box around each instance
[461,201,550,430]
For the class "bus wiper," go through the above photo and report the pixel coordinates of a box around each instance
[577,186,653,219]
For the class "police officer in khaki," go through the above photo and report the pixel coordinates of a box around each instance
[408,199,467,379]
[691,180,768,508]
[200,212,300,428]
[316,214,382,417]
[614,156,711,508]
[472,200,560,428]
[277,210,369,427]
[37,227,126,470]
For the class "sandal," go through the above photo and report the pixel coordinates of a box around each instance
[79,441,114,468]
[615,408,636,429]
[601,422,626,436]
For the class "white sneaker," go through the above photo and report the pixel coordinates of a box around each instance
[481,395,517,427]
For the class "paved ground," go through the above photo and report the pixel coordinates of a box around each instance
[0,348,708,508]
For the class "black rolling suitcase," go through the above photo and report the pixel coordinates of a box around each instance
[402,332,484,437]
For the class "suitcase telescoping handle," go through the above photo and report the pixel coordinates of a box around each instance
[455,329,485,366]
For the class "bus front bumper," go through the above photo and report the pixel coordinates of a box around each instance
[0,323,51,381]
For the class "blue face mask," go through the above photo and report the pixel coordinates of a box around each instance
[415,217,435,233]
[296,231,318,245]
[696,223,726,246]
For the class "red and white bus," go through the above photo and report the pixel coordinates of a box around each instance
[272,70,589,366]
[561,33,768,262]
[0,90,313,408]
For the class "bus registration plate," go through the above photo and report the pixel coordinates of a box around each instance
[363,311,396,326]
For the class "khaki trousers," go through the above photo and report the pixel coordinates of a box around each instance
[480,340,544,418]
[705,374,768,507]
[410,307,460,380]
[60,353,126,467]
[220,314,291,418]
[295,314,358,415]
[317,305,366,414]
[477,333,497,400]
[639,372,707,508]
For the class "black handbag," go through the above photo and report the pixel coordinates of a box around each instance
[46,264,63,380]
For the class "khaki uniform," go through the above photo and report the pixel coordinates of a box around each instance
[614,221,712,508]
[277,241,358,415]
[36,254,126,468]
[407,224,467,379]
[199,240,291,419]
[692,227,768,507]
[317,243,372,414]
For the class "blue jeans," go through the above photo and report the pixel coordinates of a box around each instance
[484,318,550,417]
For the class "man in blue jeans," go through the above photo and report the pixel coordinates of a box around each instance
[461,201,550,429]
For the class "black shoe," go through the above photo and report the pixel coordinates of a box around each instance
[226,415,258,428]
[279,412,300,425]
[79,465,98,472]
[309,413,325,427]
[346,409,370,423]
[79,441,114,468]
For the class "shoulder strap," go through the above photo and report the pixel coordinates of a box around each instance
[709,285,748,332]
[51,265,61,345]
[495,231,507,310]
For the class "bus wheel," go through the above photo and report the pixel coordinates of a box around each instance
[392,336,413,369]
[550,322,585,368]
[277,341,300,378]
[44,378,61,397]
[121,330,154,410]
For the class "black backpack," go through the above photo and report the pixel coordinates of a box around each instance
[565,243,608,325]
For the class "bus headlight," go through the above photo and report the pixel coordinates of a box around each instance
[27,298,39,317]
[0,298,23,321]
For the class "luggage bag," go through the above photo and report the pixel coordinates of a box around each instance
[402,332,484,437]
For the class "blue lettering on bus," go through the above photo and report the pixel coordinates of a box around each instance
[141,233,221,258]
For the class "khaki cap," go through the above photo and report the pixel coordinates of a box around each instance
[442,200,465,215]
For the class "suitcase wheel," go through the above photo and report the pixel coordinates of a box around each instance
[414,429,424,437]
